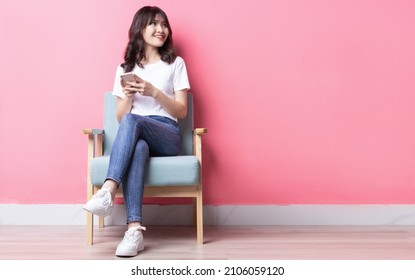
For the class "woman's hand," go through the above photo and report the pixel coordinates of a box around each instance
[121,79,138,98]
[121,78,158,98]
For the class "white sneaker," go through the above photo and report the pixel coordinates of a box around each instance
[83,188,113,217]
[115,226,146,257]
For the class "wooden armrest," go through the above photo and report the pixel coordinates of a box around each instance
[83,128,104,135]
[194,128,207,135]
[84,128,104,158]
[193,128,207,162]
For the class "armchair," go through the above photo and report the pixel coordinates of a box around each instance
[83,92,207,245]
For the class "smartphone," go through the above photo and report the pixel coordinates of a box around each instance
[120,72,137,82]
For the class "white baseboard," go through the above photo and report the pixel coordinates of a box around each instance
[0,204,414,226]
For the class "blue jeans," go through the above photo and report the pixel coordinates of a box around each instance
[106,113,181,224]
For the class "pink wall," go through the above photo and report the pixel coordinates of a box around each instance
[1,0,414,205]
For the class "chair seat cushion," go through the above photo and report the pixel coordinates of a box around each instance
[90,155,199,187]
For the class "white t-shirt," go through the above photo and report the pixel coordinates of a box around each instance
[112,56,190,122]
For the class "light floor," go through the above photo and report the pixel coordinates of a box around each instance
[0,225,415,260]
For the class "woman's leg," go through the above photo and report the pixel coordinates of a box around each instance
[107,114,181,224]
[84,113,142,216]
[106,113,143,187]
[84,114,181,220]
[114,115,181,257]
[122,139,149,225]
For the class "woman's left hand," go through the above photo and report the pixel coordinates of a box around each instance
[125,79,158,98]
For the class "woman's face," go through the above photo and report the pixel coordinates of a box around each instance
[142,14,169,49]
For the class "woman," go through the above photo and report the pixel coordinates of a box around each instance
[83,6,190,257]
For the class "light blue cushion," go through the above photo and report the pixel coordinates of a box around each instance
[90,155,199,187]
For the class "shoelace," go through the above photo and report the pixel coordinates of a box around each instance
[125,226,147,242]
[94,189,113,215]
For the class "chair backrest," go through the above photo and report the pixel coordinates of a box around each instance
[103,92,194,156]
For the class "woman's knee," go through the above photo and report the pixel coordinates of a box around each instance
[119,114,145,133]
[120,113,135,126]
[120,113,147,127]
[135,140,149,157]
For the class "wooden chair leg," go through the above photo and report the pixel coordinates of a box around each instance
[99,217,105,228]
[196,190,203,245]
[86,212,94,245]
[192,198,197,227]
[86,180,95,245]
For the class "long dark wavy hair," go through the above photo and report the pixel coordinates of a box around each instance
[121,6,177,72]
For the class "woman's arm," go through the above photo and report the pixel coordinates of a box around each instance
[153,88,188,120]
[123,79,188,120]
[115,79,135,122]
[116,96,134,122]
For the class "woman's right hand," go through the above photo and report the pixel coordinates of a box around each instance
[121,79,137,99]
